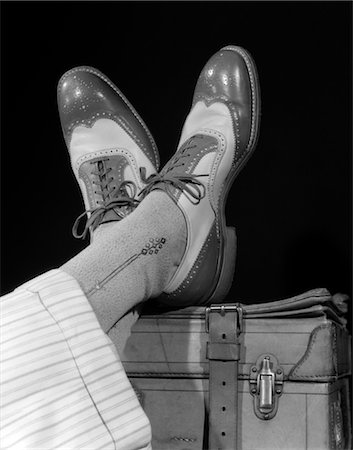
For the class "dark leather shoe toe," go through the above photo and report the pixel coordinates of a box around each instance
[193,45,260,159]
[58,66,159,169]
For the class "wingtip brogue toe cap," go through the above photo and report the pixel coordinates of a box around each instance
[57,66,159,169]
[193,46,253,107]
[193,45,260,154]
[57,67,125,134]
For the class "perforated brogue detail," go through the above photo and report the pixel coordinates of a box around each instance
[58,65,160,238]
[164,134,218,203]
[58,66,159,170]
[66,113,151,160]
[192,45,260,171]
[156,45,260,307]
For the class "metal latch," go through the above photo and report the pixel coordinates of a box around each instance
[249,354,284,420]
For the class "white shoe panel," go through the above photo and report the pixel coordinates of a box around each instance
[164,152,217,293]
[178,101,235,209]
[164,101,235,293]
[124,164,141,191]
[179,101,234,149]
[70,119,155,180]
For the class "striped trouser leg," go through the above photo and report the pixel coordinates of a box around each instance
[0,269,151,450]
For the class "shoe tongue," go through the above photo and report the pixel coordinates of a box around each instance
[182,133,216,149]
[78,155,138,231]
[153,133,218,203]
[166,133,218,176]
[79,155,129,210]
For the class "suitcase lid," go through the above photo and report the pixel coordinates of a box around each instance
[144,288,348,325]
[117,289,351,381]
[240,288,348,318]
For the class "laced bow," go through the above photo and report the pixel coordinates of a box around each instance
[139,141,208,204]
[73,159,139,239]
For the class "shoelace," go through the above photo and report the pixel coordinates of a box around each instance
[73,159,139,239]
[139,141,208,204]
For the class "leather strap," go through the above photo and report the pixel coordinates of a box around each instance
[206,305,242,450]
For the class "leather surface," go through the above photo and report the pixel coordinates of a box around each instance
[156,134,219,203]
[207,307,240,449]
[57,66,159,234]
[119,289,351,450]
[178,104,234,204]
[192,47,257,157]
[157,45,260,307]
[289,323,352,381]
[160,131,226,301]
[160,221,222,307]
[129,378,351,450]
[242,287,348,316]
[118,290,351,381]
[131,379,206,450]
[78,154,129,212]
[58,66,159,169]
[243,305,347,325]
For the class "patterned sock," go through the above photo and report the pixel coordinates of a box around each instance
[61,191,187,332]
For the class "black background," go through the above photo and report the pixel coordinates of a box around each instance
[1,2,352,329]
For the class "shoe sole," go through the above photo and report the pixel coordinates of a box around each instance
[206,45,261,304]
[57,66,160,171]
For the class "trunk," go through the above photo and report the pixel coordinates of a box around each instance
[110,288,351,450]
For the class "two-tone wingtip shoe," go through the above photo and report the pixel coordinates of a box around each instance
[57,66,159,239]
[142,45,261,306]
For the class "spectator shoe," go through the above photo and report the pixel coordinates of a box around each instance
[58,67,159,239]
[141,45,260,306]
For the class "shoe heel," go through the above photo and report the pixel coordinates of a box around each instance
[208,226,237,304]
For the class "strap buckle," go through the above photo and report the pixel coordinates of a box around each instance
[205,303,243,333]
